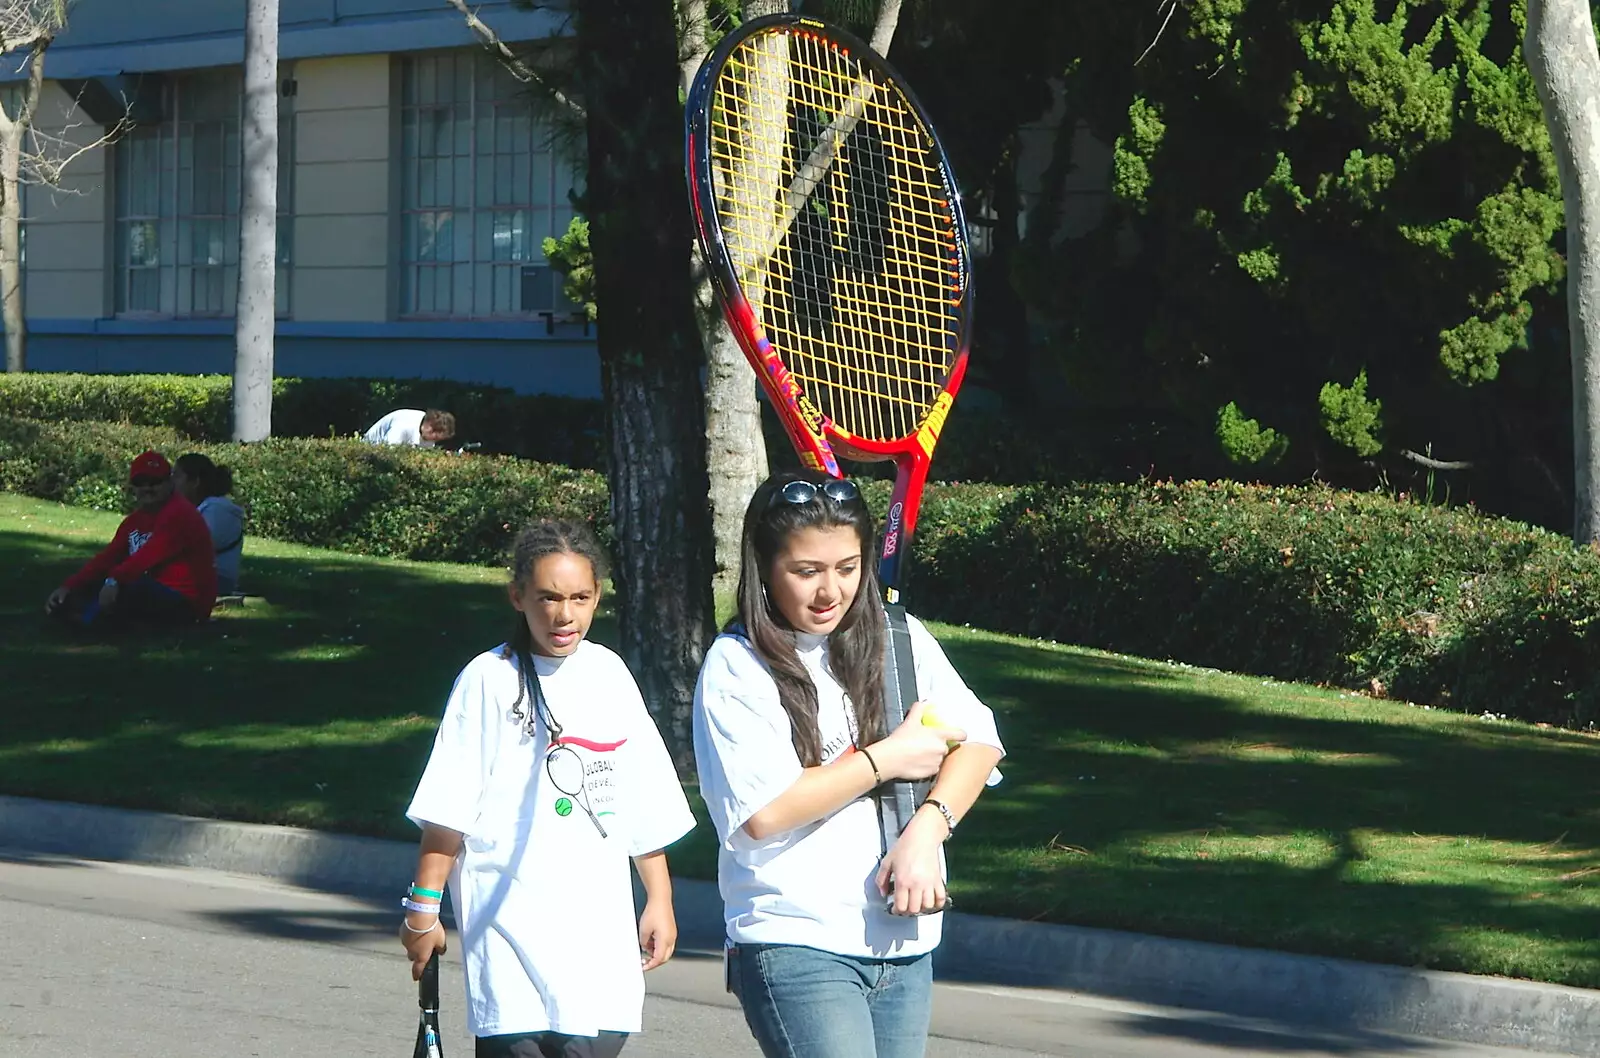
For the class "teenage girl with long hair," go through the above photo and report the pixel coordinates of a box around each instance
[694,470,1006,1058]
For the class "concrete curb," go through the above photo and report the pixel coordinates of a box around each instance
[4,794,1597,1055]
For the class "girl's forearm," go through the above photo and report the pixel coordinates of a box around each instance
[742,750,879,840]
[408,824,463,906]
[926,743,1004,825]
[633,849,673,904]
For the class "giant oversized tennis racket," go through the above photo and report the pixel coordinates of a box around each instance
[687,12,973,844]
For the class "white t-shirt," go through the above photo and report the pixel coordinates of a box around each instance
[364,408,433,447]
[196,495,245,590]
[693,614,1005,960]
[407,641,696,1038]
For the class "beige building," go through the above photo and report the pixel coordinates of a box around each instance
[10,0,596,395]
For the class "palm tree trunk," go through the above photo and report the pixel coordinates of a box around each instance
[233,0,279,440]
[1527,0,1600,541]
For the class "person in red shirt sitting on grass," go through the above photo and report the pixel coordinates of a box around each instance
[45,450,219,629]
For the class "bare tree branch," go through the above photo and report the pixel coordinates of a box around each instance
[1399,448,1474,471]
[0,1,100,370]
[443,0,587,118]
[1136,0,1180,66]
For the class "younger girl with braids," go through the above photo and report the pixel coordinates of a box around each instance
[694,470,1006,1058]
[401,519,695,1058]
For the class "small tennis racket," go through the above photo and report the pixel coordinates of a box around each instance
[687,12,974,841]
[546,743,607,839]
[413,951,444,1058]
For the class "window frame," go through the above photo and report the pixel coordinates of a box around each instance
[397,49,579,321]
[112,65,295,320]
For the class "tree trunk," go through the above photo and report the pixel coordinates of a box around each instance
[697,0,792,611]
[0,121,24,374]
[0,43,45,374]
[233,0,279,441]
[576,0,716,773]
[1527,1,1600,542]
[989,136,1033,408]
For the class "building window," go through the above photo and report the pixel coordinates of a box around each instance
[114,68,294,317]
[400,51,579,318]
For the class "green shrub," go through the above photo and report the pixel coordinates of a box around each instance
[0,372,1226,488]
[0,373,605,469]
[9,412,1600,727]
[905,480,1600,728]
[0,418,608,566]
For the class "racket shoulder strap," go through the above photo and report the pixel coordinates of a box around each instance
[878,603,929,853]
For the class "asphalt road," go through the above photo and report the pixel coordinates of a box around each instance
[0,850,1564,1058]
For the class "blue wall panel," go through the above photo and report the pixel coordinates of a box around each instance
[26,334,602,399]
[18,1,563,80]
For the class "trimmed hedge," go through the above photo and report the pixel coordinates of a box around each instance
[0,418,608,566]
[7,414,1600,727]
[0,373,605,470]
[0,371,1221,488]
[907,480,1600,727]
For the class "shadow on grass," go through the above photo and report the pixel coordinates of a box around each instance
[0,523,616,837]
[6,518,1600,992]
[937,635,1600,986]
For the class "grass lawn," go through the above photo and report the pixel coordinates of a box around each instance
[4,492,1600,988]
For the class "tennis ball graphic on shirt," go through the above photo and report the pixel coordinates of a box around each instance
[554,797,574,817]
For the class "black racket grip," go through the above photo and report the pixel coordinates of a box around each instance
[420,951,440,1011]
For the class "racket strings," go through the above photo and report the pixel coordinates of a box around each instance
[707,26,963,443]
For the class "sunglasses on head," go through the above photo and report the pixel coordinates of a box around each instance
[767,478,862,510]
[129,476,165,488]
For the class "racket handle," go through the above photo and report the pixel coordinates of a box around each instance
[420,950,440,1011]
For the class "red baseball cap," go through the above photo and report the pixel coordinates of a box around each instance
[128,450,171,481]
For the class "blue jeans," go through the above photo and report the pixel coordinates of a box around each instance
[56,577,197,629]
[729,943,933,1058]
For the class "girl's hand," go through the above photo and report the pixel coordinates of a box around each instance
[399,917,447,981]
[873,701,965,781]
[875,809,949,915]
[638,898,678,971]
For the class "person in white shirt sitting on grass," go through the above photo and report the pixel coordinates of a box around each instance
[363,407,457,448]
[400,518,695,1058]
[173,453,246,596]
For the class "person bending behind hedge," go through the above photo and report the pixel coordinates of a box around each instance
[363,407,457,448]
[173,452,246,596]
[45,451,218,630]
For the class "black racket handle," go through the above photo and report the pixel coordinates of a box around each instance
[420,951,441,1011]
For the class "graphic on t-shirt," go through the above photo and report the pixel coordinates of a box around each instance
[545,735,627,833]
[128,529,152,554]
